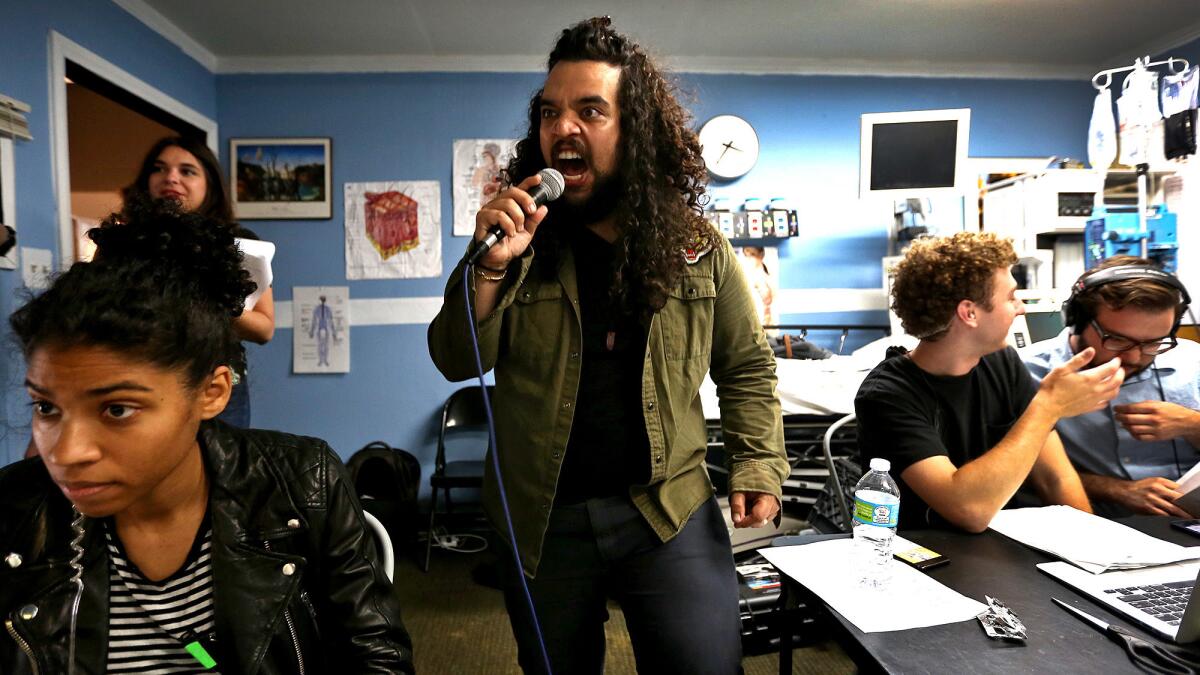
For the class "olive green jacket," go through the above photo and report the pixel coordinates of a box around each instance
[428,236,787,576]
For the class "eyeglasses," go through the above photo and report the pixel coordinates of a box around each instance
[1089,320,1177,355]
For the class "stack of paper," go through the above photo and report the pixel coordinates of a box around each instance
[235,238,276,311]
[759,536,986,633]
[1174,462,1200,516]
[988,506,1200,574]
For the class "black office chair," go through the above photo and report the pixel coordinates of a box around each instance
[807,414,861,534]
[423,385,493,572]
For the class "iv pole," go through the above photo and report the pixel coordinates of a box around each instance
[1091,56,1191,258]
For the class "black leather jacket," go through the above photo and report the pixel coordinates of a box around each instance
[0,421,414,674]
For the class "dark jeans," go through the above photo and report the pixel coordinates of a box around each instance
[216,374,251,428]
[500,495,741,675]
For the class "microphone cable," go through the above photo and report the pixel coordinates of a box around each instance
[462,263,554,675]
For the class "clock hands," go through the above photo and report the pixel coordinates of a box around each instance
[699,115,756,178]
[716,140,742,164]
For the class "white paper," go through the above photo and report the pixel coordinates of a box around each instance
[21,247,52,290]
[1171,460,1200,516]
[989,506,1200,574]
[344,181,441,279]
[759,537,987,633]
[292,286,349,373]
[235,237,275,311]
[453,139,517,237]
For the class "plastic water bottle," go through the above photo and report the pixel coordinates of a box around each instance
[853,458,901,589]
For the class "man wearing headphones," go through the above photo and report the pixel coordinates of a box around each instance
[1024,256,1200,518]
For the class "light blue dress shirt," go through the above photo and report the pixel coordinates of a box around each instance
[1023,329,1200,488]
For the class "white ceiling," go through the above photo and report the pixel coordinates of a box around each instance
[116,0,1200,79]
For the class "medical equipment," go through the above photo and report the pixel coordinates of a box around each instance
[1085,205,1179,273]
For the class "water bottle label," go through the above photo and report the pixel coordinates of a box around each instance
[853,497,898,527]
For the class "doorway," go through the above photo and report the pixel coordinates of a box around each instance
[66,61,204,260]
[49,31,217,265]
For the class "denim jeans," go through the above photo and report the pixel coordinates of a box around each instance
[500,494,741,675]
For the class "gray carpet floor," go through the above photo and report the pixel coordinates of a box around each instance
[394,546,854,674]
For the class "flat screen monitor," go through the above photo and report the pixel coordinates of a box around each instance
[860,108,971,199]
[1024,309,1066,344]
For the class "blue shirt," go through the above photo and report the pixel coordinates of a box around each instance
[1023,329,1200,487]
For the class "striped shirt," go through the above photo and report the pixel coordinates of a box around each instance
[104,518,221,674]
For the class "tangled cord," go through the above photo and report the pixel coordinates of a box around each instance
[424,527,489,553]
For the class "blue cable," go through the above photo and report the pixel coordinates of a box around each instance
[462,263,553,675]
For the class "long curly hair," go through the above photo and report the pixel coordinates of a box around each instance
[891,232,1017,341]
[11,199,254,387]
[505,17,712,314]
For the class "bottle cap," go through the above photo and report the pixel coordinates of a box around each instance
[869,458,891,472]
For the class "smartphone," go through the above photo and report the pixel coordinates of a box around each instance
[894,544,950,570]
[1170,519,1200,539]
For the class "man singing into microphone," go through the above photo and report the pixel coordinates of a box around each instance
[428,17,786,674]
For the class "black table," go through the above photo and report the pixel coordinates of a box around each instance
[777,517,1200,674]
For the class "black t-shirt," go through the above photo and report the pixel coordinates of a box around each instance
[853,347,1039,530]
[554,228,651,504]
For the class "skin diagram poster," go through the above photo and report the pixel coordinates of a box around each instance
[344,180,441,279]
[453,139,517,236]
[293,286,349,373]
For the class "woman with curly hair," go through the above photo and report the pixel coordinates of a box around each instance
[429,17,786,674]
[1,202,412,674]
[123,136,274,428]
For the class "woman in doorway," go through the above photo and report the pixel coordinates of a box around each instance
[0,200,412,673]
[123,136,273,427]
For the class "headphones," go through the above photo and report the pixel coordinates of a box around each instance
[1062,264,1192,334]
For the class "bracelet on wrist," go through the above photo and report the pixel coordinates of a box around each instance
[475,262,508,274]
[473,266,507,282]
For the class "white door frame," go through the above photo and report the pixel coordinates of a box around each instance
[48,31,218,268]
[0,137,15,269]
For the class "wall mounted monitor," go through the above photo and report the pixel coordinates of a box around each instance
[860,108,971,199]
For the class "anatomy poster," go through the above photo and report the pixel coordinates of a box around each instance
[344,180,441,279]
[453,139,516,236]
[293,286,350,373]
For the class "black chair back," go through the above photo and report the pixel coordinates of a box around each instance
[435,385,494,472]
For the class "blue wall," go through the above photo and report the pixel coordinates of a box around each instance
[216,69,1095,495]
[0,0,216,464]
[4,4,1196,498]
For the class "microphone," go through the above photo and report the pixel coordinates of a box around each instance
[467,168,565,265]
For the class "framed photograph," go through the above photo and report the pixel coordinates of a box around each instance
[230,137,331,219]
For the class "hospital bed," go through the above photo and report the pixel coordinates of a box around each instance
[703,326,913,520]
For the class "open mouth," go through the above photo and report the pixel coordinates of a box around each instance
[553,148,589,186]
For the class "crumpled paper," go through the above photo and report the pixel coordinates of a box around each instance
[977,595,1027,641]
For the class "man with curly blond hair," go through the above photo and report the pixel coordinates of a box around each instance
[854,232,1125,532]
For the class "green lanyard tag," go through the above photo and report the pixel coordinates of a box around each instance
[185,640,217,669]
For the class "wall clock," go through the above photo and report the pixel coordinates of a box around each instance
[698,114,759,180]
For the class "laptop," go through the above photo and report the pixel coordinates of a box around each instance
[1039,560,1200,643]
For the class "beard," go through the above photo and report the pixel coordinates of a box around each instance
[547,168,624,229]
